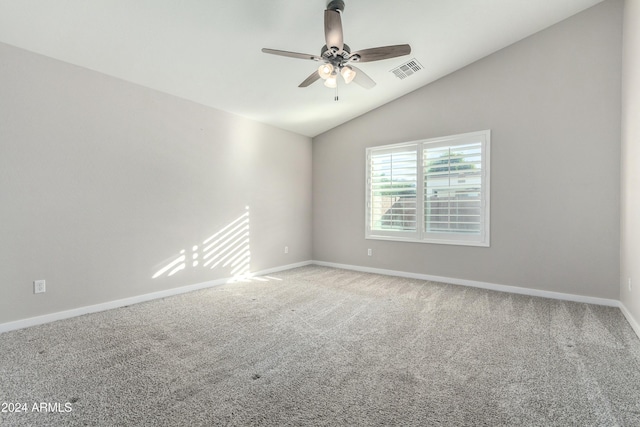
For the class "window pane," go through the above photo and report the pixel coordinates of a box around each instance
[370,148,417,232]
[424,143,482,235]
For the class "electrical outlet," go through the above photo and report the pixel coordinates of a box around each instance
[284,246,289,254]
[34,280,46,294]
[367,249,372,256]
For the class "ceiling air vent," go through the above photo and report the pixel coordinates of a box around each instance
[390,59,423,80]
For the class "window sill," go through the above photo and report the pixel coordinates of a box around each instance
[365,234,490,247]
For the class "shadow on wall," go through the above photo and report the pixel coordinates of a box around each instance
[152,207,252,281]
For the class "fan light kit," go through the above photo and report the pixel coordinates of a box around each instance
[262,0,411,100]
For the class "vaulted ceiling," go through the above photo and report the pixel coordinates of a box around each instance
[0,0,604,137]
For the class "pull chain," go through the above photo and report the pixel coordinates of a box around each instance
[334,85,339,102]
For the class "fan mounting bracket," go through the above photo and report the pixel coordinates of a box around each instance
[327,0,345,12]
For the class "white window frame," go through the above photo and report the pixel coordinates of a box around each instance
[365,130,490,247]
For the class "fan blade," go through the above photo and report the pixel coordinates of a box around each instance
[324,10,343,53]
[299,71,321,88]
[262,48,322,61]
[350,44,411,63]
[350,66,376,89]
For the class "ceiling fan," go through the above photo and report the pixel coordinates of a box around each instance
[262,0,411,93]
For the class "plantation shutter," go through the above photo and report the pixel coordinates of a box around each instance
[423,142,483,236]
[368,144,418,235]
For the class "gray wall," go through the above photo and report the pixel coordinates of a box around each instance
[0,42,312,324]
[313,0,622,299]
[621,0,640,324]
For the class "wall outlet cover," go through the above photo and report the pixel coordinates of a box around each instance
[34,280,46,294]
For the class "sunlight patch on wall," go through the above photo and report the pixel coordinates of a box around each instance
[152,207,251,280]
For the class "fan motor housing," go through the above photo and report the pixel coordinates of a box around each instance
[321,44,351,61]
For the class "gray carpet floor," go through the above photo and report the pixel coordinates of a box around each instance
[1,265,640,426]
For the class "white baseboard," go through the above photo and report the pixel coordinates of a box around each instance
[3,259,636,340]
[251,260,313,276]
[619,303,640,339]
[0,260,313,334]
[312,260,621,307]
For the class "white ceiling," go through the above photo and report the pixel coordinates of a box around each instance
[0,0,604,137]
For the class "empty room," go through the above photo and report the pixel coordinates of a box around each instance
[1,0,640,425]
